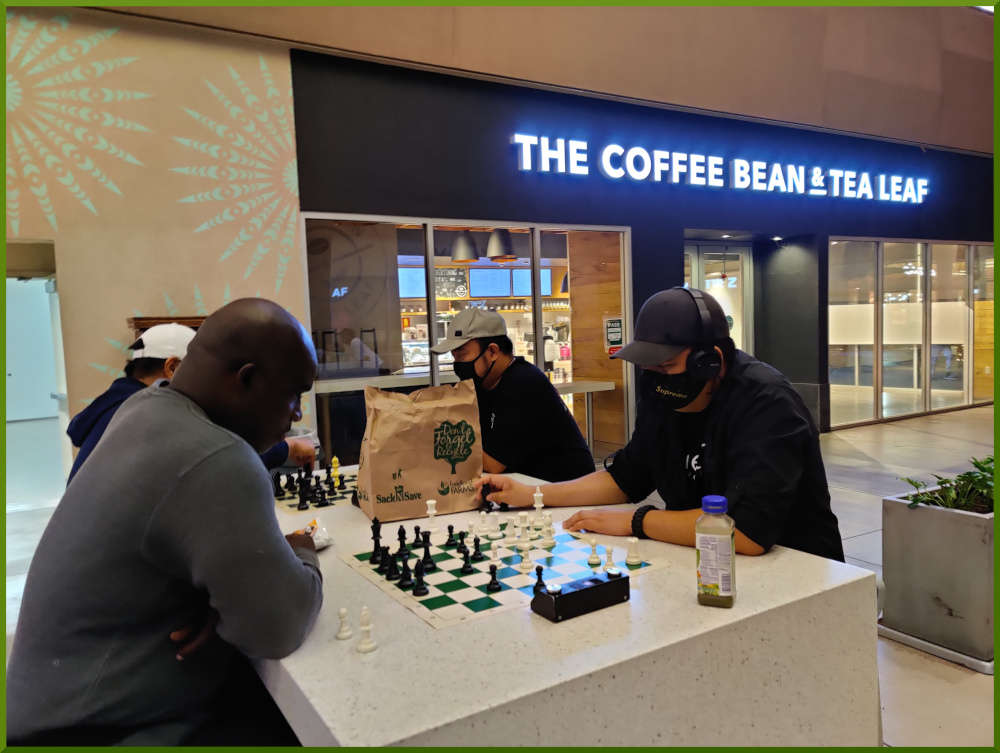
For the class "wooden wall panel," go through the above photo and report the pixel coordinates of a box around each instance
[567,231,627,453]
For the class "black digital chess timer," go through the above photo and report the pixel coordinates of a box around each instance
[530,569,630,623]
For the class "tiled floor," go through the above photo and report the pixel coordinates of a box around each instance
[5,407,995,744]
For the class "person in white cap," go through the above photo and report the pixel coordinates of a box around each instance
[67,323,315,483]
[430,308,593,482]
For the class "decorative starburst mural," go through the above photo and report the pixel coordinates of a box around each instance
[5,10,150,236]
[172,56,299,293]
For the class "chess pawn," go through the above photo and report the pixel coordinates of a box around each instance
[539,524,556,548]
[356,606,377,653]
[490,540,501,564]
[587,536,602,567]
[518,540,534,573]
[336,607,353,640]
[603,545,615,572]
[626,536,642,566]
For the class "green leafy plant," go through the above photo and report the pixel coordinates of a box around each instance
[900,455,994,515]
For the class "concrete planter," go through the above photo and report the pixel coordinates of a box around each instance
[880,491,994,673]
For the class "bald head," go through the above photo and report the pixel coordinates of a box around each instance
[172,299,317,452]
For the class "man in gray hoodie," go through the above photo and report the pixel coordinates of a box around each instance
[7,299,323,745]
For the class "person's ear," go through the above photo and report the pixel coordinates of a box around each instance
[714,345,726,379]
[236,362,256,389]
[163,356,182,380]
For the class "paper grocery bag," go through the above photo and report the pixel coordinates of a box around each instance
[357,380,483,522]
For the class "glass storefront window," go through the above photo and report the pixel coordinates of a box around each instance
[306,218,429,463]
[973,245,994,401]
[929,244,970,409]
[430,227,535,373]
[828,240,877,425]
[683,243,749,351]
[882,242,925,418]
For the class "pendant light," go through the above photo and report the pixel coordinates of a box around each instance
[485,228,518,263]
[450,230,478,263]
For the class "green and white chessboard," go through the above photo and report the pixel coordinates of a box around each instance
[342,522,662,629]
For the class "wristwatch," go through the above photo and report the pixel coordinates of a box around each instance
[631,504,657,539]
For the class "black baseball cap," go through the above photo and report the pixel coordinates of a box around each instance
[612,287,729,366]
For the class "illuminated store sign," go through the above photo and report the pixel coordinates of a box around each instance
[511,134,929,204]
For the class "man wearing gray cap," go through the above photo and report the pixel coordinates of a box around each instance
[431,308,593,482]
[479,287,844,561]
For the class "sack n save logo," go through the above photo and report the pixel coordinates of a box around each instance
[433,420,476,474]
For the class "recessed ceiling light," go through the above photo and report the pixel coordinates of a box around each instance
[721,234,731,239]
[772,236,783,242]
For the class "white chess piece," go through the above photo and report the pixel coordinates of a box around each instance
[587,536,602,566]
[503,517,518,544]
[487,511,503,539]
[335,607,353,640]
[626,536,642,566]
[426,499,437,518]
[479,510,488,536]
[467,520,476,544]
[518,540,534,573]
[603,545,615,572]
[356,606,377,653]
[533,486,544,514]
[540,524,555,548]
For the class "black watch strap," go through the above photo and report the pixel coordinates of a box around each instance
[631,504,656,539]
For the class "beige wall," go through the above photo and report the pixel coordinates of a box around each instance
[6,7,307,416]
[112,5,992,153]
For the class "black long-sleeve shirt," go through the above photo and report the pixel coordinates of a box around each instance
[608,351,845,561]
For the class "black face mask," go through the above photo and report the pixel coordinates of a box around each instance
[453,345,495,387]
[640,368,707,411]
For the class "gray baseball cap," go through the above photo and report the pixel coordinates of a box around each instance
[430,308,508,354]
[611,287,729,366]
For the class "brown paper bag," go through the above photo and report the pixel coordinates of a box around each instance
[357,380,483,522]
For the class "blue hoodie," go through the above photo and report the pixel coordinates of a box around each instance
[66,376,146,483]
[66,378,292,484]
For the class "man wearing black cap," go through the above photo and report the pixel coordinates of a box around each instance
[432,307,594,483]
[479,287,844,561]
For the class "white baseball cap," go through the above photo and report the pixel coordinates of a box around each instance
[128,323,196,360]
[430,308,507,354]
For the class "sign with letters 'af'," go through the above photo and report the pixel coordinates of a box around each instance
[511,134,930,205]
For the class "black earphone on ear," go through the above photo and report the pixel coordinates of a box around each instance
[675,286,723,381]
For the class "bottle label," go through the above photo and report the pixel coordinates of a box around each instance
[696,532,734,597]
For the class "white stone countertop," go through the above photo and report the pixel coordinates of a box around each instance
[259,471,877,746]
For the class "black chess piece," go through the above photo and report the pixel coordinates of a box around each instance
[411,525,422,548]
[479,482,496,511]
[499,502,510,512]
[315,488,328,507]
[444,524,457,547]
[325,464,333,485]
[376,546,391,575]
[285,474,297,494]
[351,489,359,507]
[486,564,502,592]
[385,553,401,581]
[297,497,310,511]
[398,555,413,588]
[471,536,485,562]
[338,474,346,491]
[370,534,382,565]
[533,565,546,595]
[421,531,436,572]
[457,531,467,555]
[412,559,429,597]
[371,517,382,541]
[460,548,475,575]
[272,473,284,498]
[397,525,409,556]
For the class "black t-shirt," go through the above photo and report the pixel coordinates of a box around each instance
[608,351,845,561]
[477,358,595,483]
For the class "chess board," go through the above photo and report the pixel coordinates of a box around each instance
[274,470,358,511]
[341,522,664,629]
